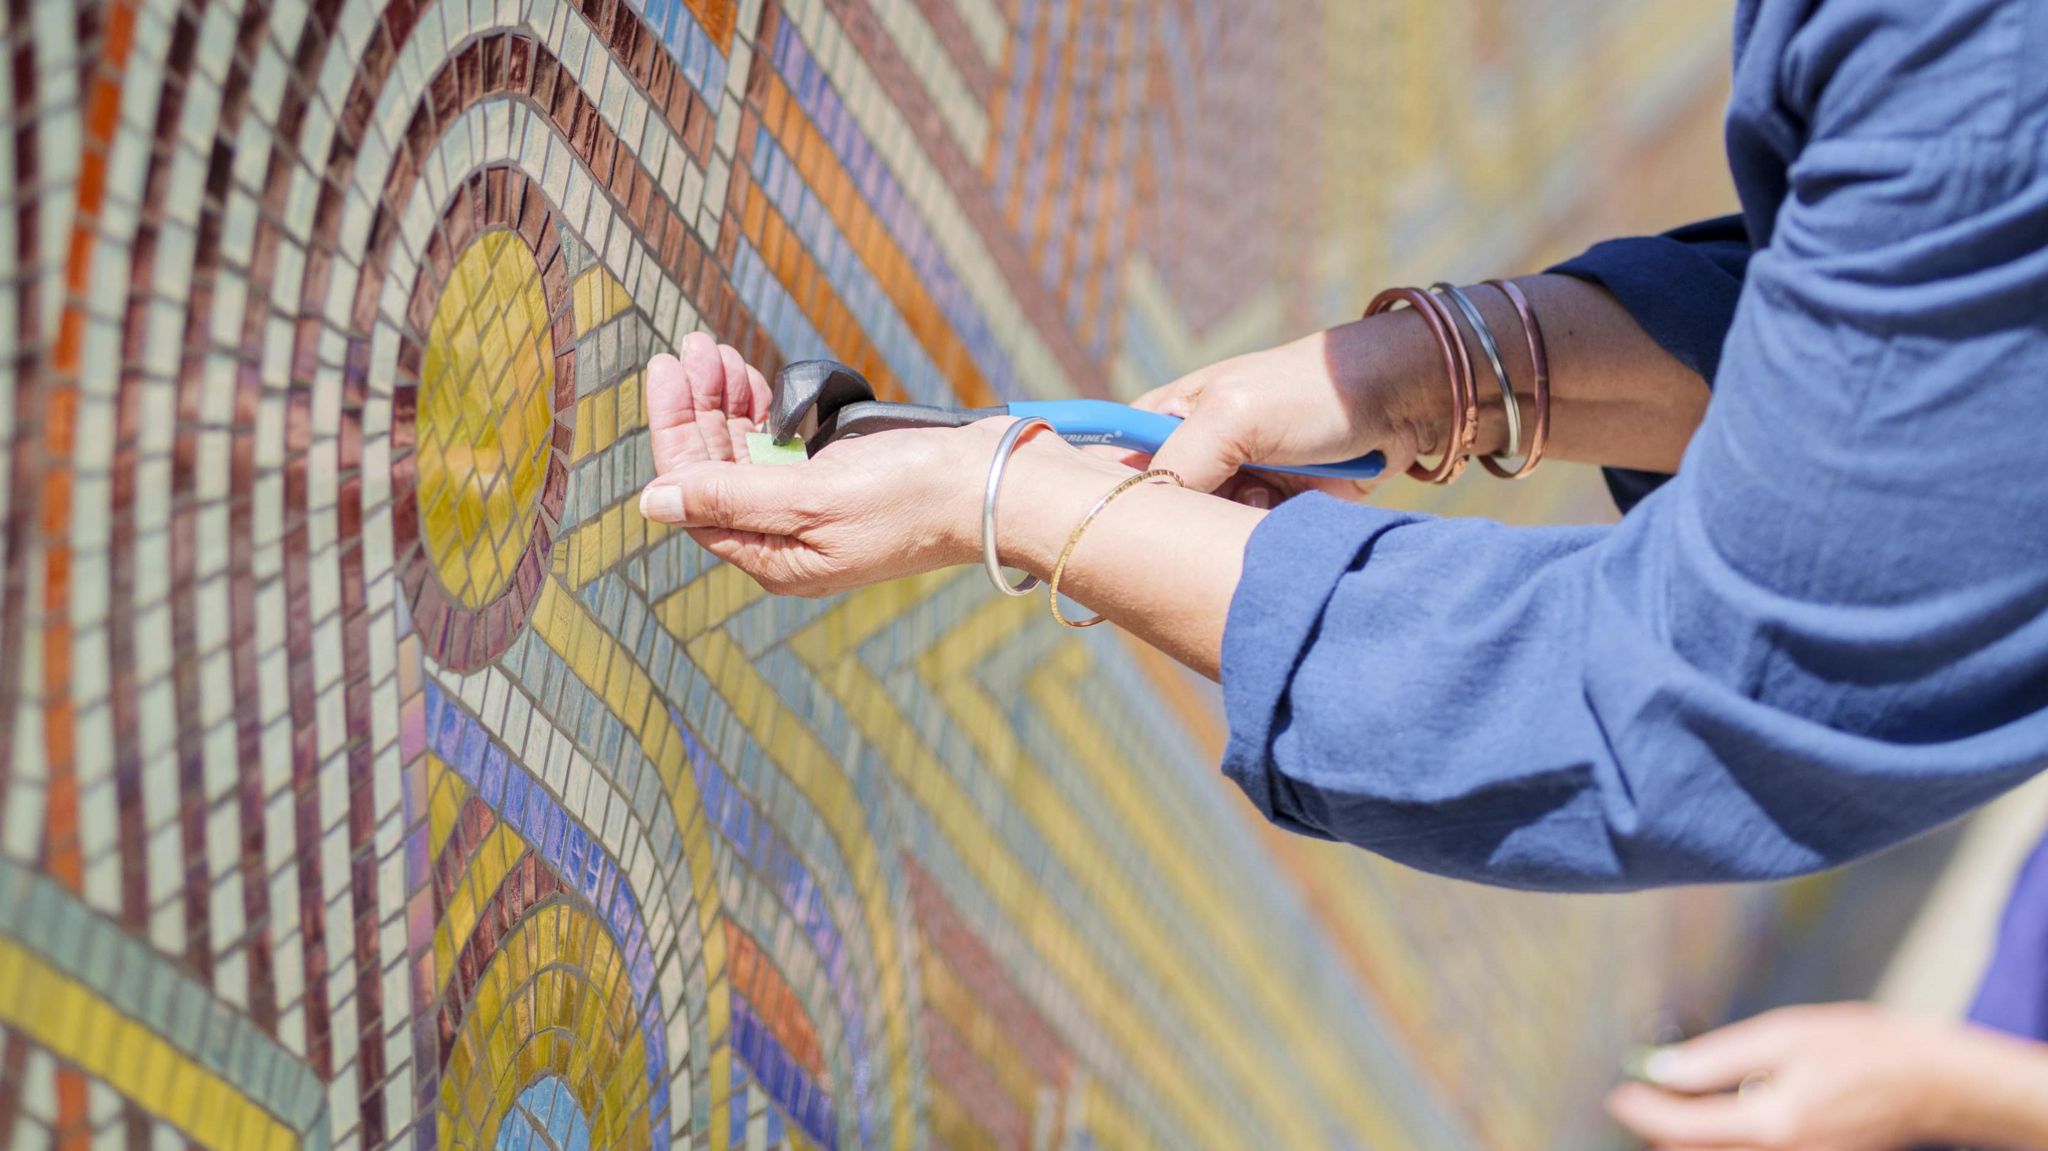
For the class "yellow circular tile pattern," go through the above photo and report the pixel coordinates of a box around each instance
[417,229,558,609]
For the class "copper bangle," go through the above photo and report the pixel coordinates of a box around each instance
[1366,287,1477,484]
[1479,279,1550,479]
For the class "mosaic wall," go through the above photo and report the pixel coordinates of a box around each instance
[0,0,1742,1148]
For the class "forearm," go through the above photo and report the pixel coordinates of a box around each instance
[992,432,1258,680]
[1928,1026,2048,1150]
[1477,274,1710,470]
[962,272,1711,680]
[1339,273,1710,473]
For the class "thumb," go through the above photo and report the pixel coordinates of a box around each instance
[1129,379,1190,415]
[1642,1013,1799,1094]
[639,461,810,535]
[1150,410,1249,494]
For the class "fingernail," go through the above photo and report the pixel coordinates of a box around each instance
[640,484,685,523]
[1245,487,1272,509]
[1643,1047,1683,1084]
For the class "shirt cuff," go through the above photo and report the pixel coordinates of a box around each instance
[1550,220,1751,514]
[1548,232,1747,383]
[1219,492,1416,836]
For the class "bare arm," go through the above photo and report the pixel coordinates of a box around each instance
[981,272,1712,679]
[1932,1026,2048,1150]
[638,274,1713,684]
[993,438,1260,679]
[1453,273,1710,470]
[1133,272,1712,494]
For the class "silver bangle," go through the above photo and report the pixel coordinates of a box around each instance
[1434,282,1521,461]
[982,416,1054,596]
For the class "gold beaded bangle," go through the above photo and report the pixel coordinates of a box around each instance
[1046,468,1184,629]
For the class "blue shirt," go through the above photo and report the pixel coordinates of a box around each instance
[1221,0,2048,892]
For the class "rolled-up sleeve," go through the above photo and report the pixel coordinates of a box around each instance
[1549,216,1754,385]
[1550,217,1754,512]
[1221,5,2048,892]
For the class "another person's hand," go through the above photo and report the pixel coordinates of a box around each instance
[1608,1003,1996,1151]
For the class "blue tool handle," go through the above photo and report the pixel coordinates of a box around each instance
[1009,399,1385,481]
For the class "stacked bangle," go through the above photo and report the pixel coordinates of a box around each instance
[1367,287,1477,485]
[1478,279,1549,480]
[1433,282,1521,462]
[1369,280,1551,483]
[986,281,1555,628]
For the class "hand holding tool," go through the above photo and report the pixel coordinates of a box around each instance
[763,360,1385,481]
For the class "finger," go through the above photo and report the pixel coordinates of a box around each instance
[1256,470,1385,504]
[1345,475,1385,501]
[639,460,811,534]
[1150,412,1247,494]
[744,362,772,421]
[1642,1013,1800,1095]
[726,416,757,463]
[1293,474,1374,502]
[1606,1083,1769,1148]
[1216,474,1282,510]
[647,351,708,475]
[681,334,735,462]
[717,343,751,418]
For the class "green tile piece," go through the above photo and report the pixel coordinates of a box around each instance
[745,432,809,467]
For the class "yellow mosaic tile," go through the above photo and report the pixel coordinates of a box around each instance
[417,230,558,609]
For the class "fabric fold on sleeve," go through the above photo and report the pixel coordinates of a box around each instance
[1222,495,1630,889]
[1221,495,1415,840]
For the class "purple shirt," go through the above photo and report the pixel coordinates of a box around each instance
[1970,834,2048,1038]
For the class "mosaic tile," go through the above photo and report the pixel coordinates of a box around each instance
[0,0,1774,1147]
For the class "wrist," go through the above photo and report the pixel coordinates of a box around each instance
[1326,309,1510,463]
[1903,1029,1975,1144]
[1332,292,1523,463]
[989,432,1134,577]
[1917,1024,2048,1147]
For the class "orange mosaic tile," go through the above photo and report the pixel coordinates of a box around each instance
[751,67,997,408]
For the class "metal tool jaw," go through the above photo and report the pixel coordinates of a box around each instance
[766,360,1001,454]
[764,360,878,445]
